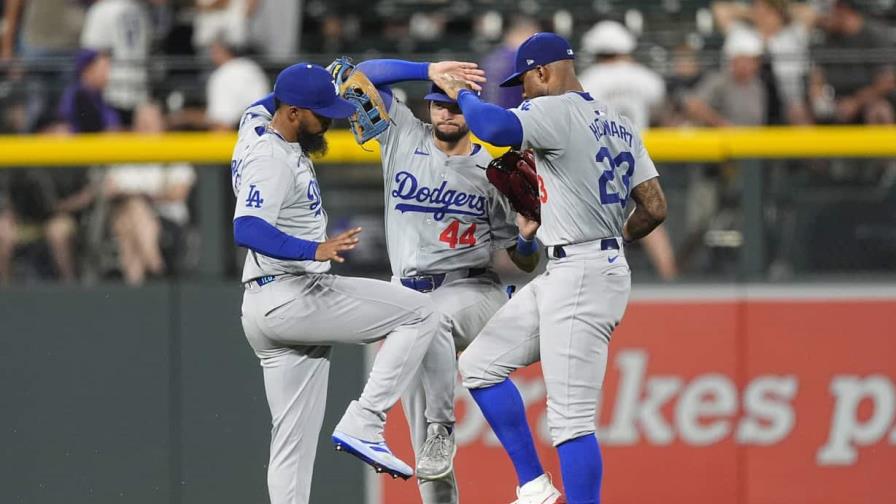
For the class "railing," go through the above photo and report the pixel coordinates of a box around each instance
[1,126,894,283]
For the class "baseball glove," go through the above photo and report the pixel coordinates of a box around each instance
[486,149,540,223]
[327,57,390,145]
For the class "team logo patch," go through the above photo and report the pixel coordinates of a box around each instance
[307,179,323,217]
[245,184,264,208]
[391,171,486,221]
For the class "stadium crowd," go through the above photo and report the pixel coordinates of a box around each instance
[0,0,893,284]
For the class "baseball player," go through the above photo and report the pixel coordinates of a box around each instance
[432,33,668,504]
[348,58,541,504]
[231,63,454,504]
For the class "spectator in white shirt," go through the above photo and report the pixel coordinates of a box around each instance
[205,37,270,130]
[105,102,196,285]
[579,20,666,130]
[80,0,151,126]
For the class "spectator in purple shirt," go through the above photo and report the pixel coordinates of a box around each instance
[480,16,539,109]
[58,48,121,133]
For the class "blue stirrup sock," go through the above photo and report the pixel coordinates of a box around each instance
[557,434,603,504]
[469,379,545,486]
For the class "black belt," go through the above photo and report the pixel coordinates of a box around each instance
[400,268,488,293]
[549,238,619,259]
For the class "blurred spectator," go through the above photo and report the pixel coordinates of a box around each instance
[0,0,84,61]
[662,43,705,126]
[578,21,678,280]
[579,21,665,129]
[480,15,539,109]
[80,0,151,126]
[193,0,257,54]
[104,102,196,285]
[0,120,100,283]
[248,0,296,59]
[0,195,14,284]
[58,49,121,132]
[713,0,815,124]
[810,0,895,124]
[686,29,767,126]
[205,37,269,130]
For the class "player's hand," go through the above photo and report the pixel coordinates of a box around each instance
[316,227,362,263]
[431,72,475,100]
[516,214,540,240]
[428,61,486,91]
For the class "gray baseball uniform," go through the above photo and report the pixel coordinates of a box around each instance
[459,91,658,446]
[233,101,453,504]
[377,97,518,503]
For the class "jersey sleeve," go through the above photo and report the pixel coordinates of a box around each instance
[510,95,569,153]
[631,133,660,189]
[233,153,294,225]
[488,187,519,249]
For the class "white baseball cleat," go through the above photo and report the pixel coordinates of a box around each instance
[332,430,414,480]
[415,423,456,481]
[511,473,564,504]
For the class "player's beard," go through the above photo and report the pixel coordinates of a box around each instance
[298,131,328,156]
[433,123,469,143]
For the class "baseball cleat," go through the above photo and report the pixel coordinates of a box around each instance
[332,430,413,480]
[511,473,563,504]
[415,423,456,481]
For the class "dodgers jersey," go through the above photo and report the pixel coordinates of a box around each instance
[510,91,659,246]
[377,99,518,277]
[231,102,329,282]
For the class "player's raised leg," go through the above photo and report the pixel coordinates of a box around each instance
[255,274,453,478]
[459,280,562,503]
[538,253,630,504]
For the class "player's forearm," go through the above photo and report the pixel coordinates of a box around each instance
[623,180,667,242]
[233,216,319,261]
[356,59,429,87]
[507,235,539,273]
[457,89,523,146]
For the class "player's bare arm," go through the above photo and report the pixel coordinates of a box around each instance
[506,214,540,272]
[622,178,667,242]
[315,227,362,263]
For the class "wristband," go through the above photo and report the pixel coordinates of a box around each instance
[515,234,538,256]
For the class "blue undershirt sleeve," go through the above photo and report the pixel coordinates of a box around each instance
[233,216,319,261]
[250,93,276,115]
[355,59,430,87]
[456,89,524,147]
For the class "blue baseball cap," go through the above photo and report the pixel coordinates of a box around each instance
[273,63,355,119]
[424,83,456,104]
[499,32,576,88]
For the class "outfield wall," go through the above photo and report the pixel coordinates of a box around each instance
[380,285,896,504]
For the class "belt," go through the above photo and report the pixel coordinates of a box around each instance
[548,238,620,259]
[400,268,488,293]
[243,275,278,289]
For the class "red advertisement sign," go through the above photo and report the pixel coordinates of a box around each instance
[379,294,896,504]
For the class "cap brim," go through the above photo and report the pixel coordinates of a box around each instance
[424,92,456,104]
[498,71,525,88]
[311,96,356,119]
